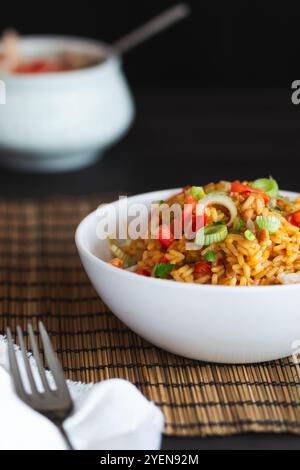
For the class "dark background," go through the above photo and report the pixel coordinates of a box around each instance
[0,0,299,199]
[1,0,299,90]
[0,1,299,195]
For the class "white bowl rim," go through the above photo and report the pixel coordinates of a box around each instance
[75,187,300,293]
[0,35,120,81]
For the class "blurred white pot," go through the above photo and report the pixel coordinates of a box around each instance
[0,36,135,172]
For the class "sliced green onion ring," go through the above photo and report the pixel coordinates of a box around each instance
[109,239,134,267]
[256,215,281,233]
[251,177,279,198]
[196,223,228,246]
[197,192,237,226]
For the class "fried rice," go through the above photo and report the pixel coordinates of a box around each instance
[107,179,300,286]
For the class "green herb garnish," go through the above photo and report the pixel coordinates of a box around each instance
[244,229,255,241]
[189,186,205,200]
[204,250,216,263]
[233,217,245,233]
[155,262,173,278]
[213,220,226,226]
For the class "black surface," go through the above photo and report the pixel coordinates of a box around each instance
[162,434,300,450]
[1,0,300,89]
[1,90,300,450]
[0,90,299,197]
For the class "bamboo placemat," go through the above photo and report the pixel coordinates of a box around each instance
[1,195,300,437]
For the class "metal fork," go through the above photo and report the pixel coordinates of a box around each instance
[6,321,74,450]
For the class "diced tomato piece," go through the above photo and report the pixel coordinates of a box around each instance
[191,214,197,232]
[191,212,207,231]
[194,261,212,275]
[184,193,197,207]
[231,181,269,202]
[182,200,207,238]
[286,214,294,225]
[191,213,201,231]
[231,181,252,193]
[287,210,300,227]
[217,257,224,266]
[292,211,300,226]
[136,268,151,277]
[158,224,174,248]
[158,257,169,263]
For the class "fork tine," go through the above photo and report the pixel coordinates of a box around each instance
[28,323,50,392]
[38,321,70,396]
[16,325,38,395]
[6,327,26,397]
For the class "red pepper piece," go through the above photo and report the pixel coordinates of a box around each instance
[231,181,269,202]
[158,257,169,263]
[136,268,151,277]
[158,224,174,248]
[194,261,212,275]
[287,210,300,227]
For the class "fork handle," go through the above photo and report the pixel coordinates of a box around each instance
[49,413,74,450]
[48,416,75,450]
[55,422,74,450]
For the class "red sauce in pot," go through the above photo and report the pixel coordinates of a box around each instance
[12,54,102,74]
[0,31,104,74]
[13,59,62,74]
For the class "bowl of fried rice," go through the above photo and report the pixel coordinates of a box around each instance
[76,178,300,363]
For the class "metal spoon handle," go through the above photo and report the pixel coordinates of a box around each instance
[112,3,190,55]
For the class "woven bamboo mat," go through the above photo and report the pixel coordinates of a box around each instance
[1,195,300,437]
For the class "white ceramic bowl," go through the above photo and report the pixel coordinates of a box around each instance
[75,189,300,364]
[0,36,135,172]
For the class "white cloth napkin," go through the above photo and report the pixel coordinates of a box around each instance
[0,335,164,450]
